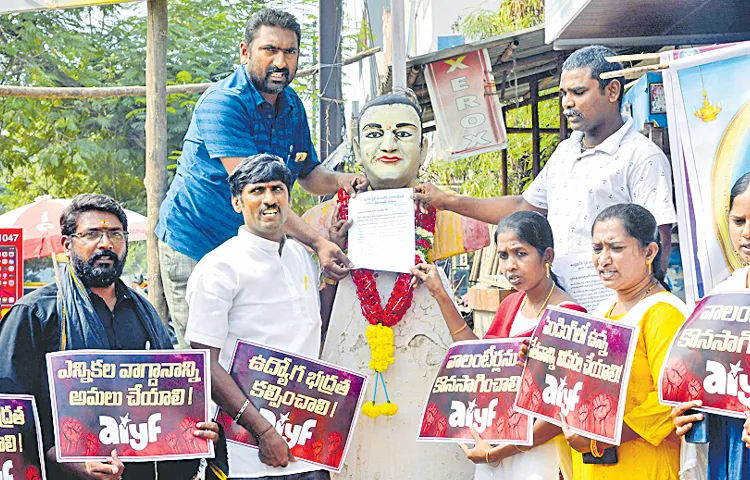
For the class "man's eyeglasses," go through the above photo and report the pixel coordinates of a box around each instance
[70,229,128,244]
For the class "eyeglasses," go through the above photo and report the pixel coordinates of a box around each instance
[70,229,128,244]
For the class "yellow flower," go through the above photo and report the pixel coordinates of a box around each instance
[366,324,395,373]
[362,401,381,418]
[380,402,398,416]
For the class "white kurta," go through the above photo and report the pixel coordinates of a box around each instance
[322,269,475,479]
[185,228,322,478]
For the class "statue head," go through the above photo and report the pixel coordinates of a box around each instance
[353,92,428,189]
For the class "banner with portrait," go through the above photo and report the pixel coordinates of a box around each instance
[514,306,639,444]
[0,395,46,480]
[660,292,750,417]
[662,43,750,303]
[46,350,213,462]
[215,340,368,473]
[417,338,532,445]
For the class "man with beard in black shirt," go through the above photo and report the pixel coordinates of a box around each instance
[0,194,222,480]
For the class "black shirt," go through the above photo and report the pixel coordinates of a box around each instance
[0,282,200,480]
[90,282,150,350]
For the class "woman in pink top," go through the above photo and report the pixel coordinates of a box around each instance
[412,210,584,480]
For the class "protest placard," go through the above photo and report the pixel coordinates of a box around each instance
[514,306,639,445]
[660,291,750,417]
[215,340,368,473]
[0,394,46,480]
[417,339,532,445]
[46,350,213,462]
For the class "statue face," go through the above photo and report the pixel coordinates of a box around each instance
[354,103,426,189]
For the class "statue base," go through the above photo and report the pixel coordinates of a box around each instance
[322,270,475,479]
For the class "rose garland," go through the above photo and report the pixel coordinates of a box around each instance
[337,189,436,418]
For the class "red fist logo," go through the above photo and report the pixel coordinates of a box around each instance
[60,418,85,455]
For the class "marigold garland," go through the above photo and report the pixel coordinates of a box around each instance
[365,324,395,372]
[337,189,436,418]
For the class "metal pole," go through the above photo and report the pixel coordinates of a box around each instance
[391,0,406,89]
[530,77,540,178]
[319,0,344,161]
[145,0,169,325]
[501,107,508,196]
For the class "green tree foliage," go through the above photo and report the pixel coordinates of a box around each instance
[424,0,560,198]
[424,93,560,197]
[455,0,544,41]
[0,0,344,216]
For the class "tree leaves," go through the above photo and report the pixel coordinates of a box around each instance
[0,0,356,216]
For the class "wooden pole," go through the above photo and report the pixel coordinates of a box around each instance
[499,91,559,110]
[600,63,669,79]
[145,0,169,326]
[391,0,406,89]
[0,48,380,99]
[506,127,559,134]
[605,52,661,63]
[530,77,540,178]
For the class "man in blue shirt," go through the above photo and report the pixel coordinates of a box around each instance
[157,8,367,348]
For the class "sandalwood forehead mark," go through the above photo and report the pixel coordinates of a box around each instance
[99,219,111,227]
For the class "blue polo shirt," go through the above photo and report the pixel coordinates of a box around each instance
[156,66,319,261]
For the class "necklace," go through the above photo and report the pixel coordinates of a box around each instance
[520,283,556,318]
[582,136,596,149]
[607,280,658,318]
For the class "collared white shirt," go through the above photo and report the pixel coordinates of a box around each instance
[522,115,677,256]
[185,227,321,478]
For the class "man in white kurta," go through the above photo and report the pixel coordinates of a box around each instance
[185,154,328,479]
[521,113,677,255]
[414,45,677,266]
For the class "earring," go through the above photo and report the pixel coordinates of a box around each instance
[545,263,551,278]
[647,260,652,275]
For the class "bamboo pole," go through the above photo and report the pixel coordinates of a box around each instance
[605,52,662,63]
[0,47,380,99]
[600,63,669,79]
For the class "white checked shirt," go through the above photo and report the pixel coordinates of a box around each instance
[185,227,321,478]
[522,115,677,256]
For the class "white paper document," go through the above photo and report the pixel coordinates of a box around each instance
[347,188,416,273]
[553,253,613,312]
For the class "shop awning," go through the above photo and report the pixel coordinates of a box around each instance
[546,0,750,48]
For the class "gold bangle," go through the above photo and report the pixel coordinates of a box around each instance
[322,276,338,286]
[514,445,531,453]
[234,399,250,423]
[485,450,493,465]
[450,323,469,336]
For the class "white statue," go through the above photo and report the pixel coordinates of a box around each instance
[304,93,489,479]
